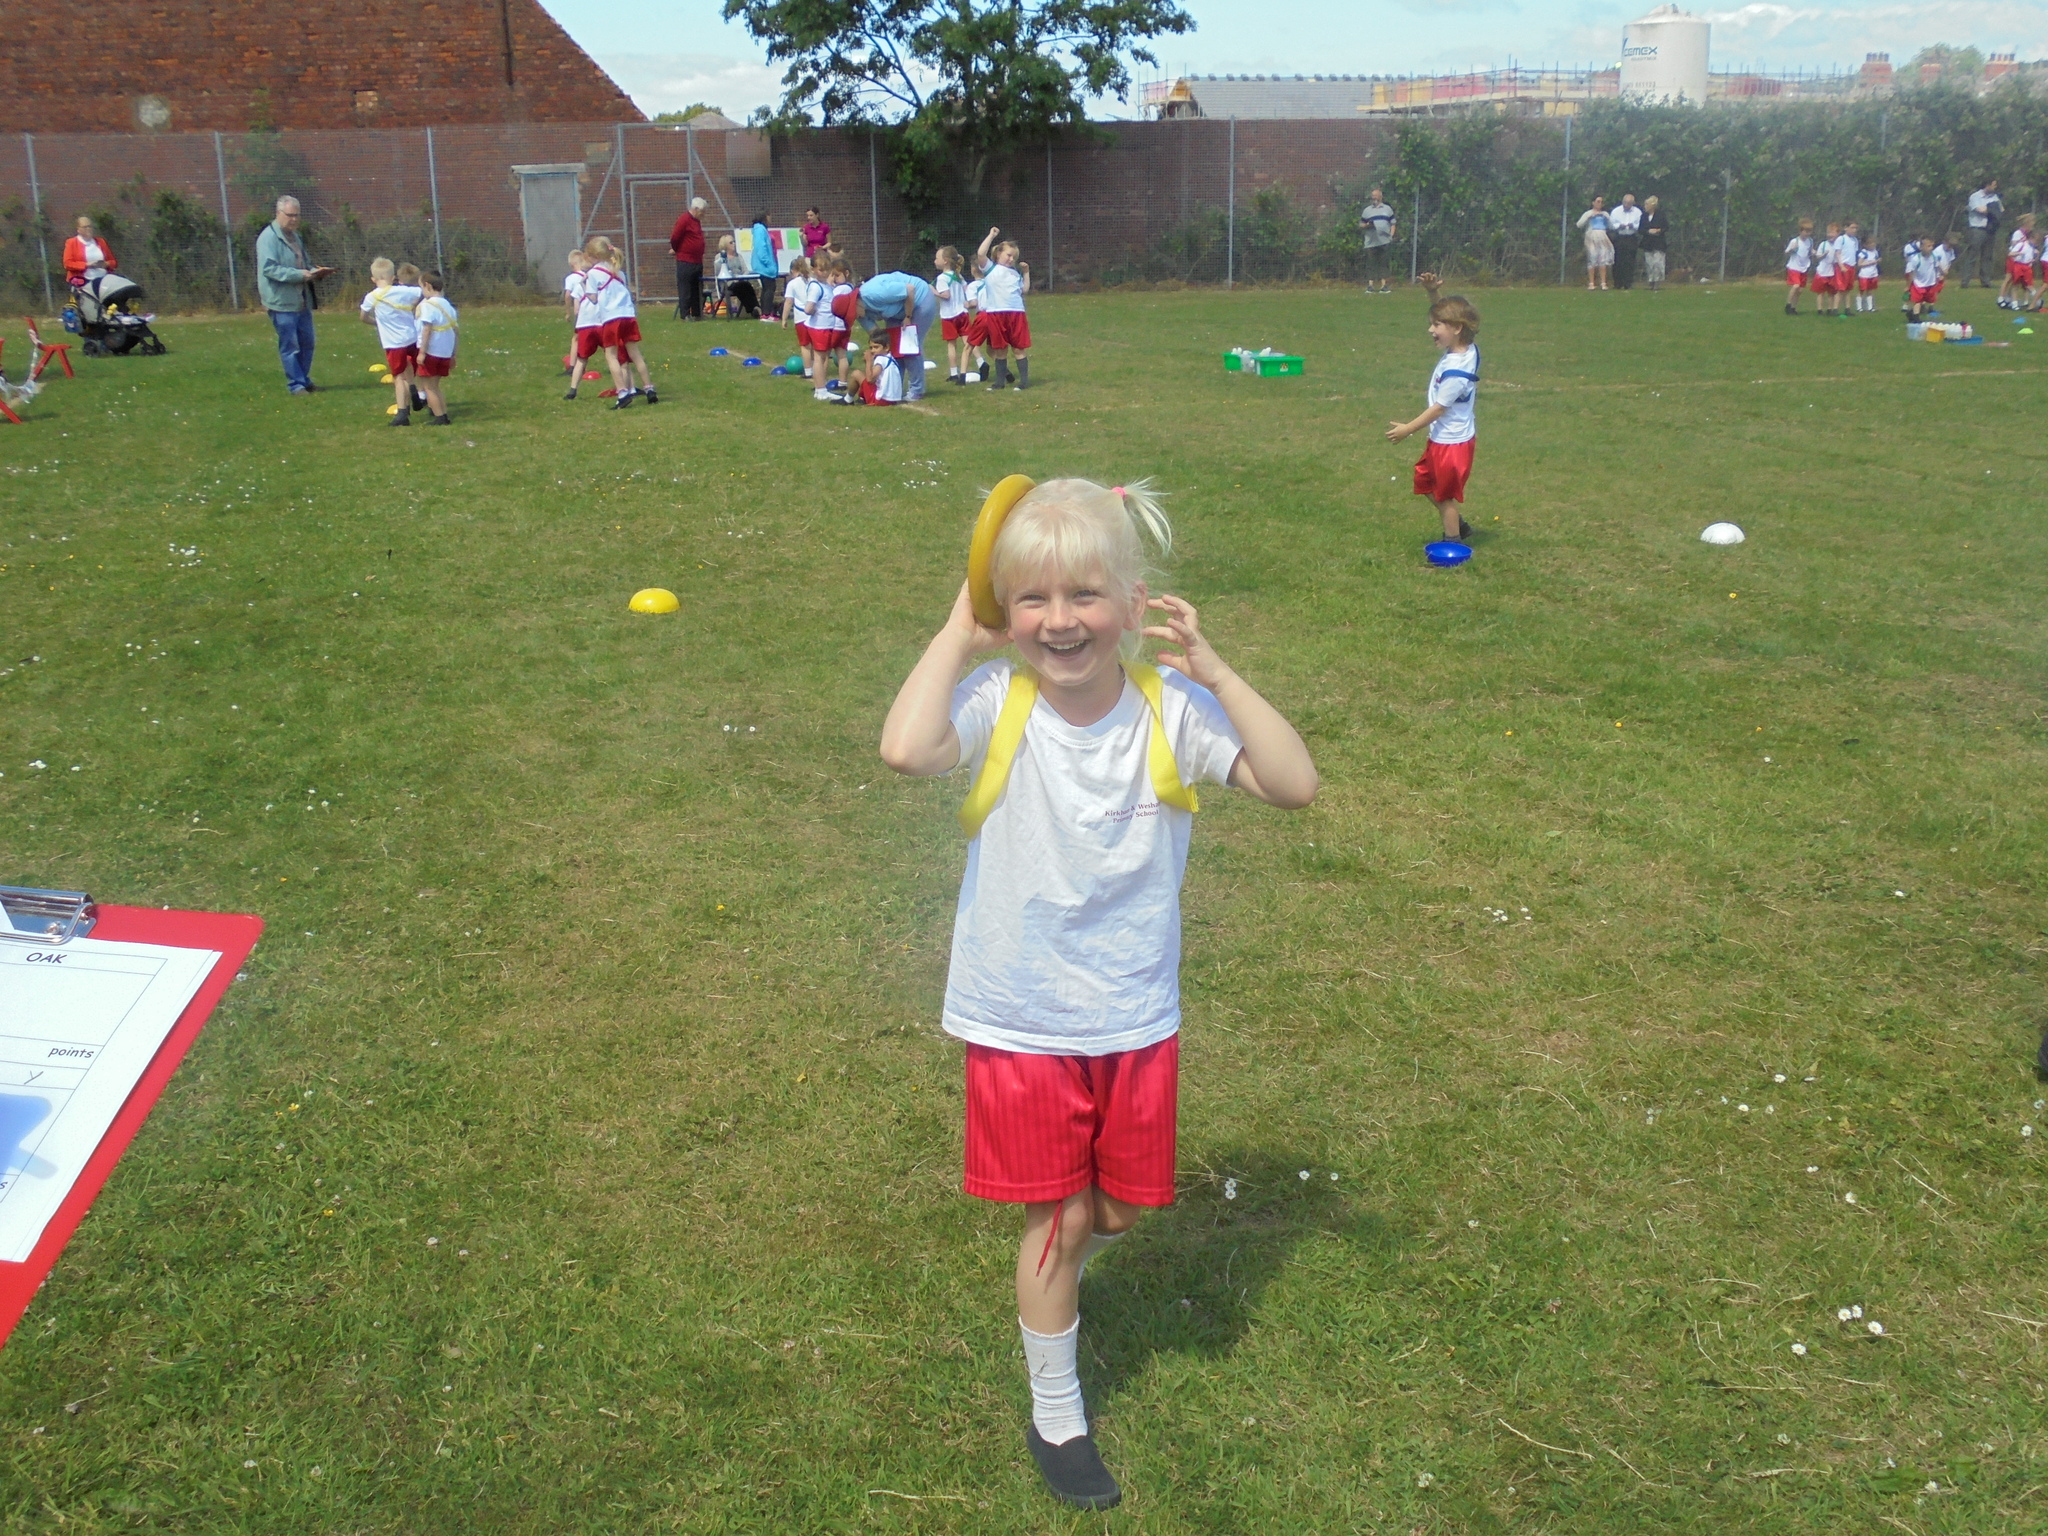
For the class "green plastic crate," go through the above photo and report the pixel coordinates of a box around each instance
[1223,351,1305,377]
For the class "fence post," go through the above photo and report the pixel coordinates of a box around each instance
[1045,138,1053,293]
[425,126,446,276]
[213,130,240,310]
[1557,112,1572,285]
[1718,169,1730,283]
[869,133,880,273]
[1410,185,1419,282]
[23,134,54,314]
[1226,117,1235,289]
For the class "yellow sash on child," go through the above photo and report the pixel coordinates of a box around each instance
[957,662,1198,837]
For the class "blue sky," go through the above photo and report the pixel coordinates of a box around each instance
[537,0,2048,119]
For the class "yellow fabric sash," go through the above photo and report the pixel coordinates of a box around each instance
[957,662,1198,837]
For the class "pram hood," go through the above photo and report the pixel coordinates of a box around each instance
[79,272,145,320]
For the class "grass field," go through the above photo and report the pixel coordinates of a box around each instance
[1,280,2045,1534]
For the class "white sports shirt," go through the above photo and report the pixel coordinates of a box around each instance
[1834,233,1859,267]
[936,271,967,319]
[359,284,421,347]
[1934,244,1956,274]
[2011,229,2038,265]
[980,262,1025,313]
[1905,248,1941,288]
[1427,343,1479,446]
[819,282,850,334]
[942,659,1244,1056]
[416,294,458,359]
[585,264,636,323]
[1784,236,1812,272]
[574,272,601,328]
[1856,248,1879,279]
[1812,240,1837,278]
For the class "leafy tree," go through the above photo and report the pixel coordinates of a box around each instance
[653,104,725,122]
[723,0,1193,205]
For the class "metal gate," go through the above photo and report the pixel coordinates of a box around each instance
[624,174,694,303]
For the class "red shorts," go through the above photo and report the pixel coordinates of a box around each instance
[966,314,990,348]
[797,325,826,350]
[574,326,602,360]
[1413,438,1475,504]
[2008,260,2035,286]
[1812,271,1835,290]
[941,314,969,341]
[817,327,848,353]
[981,311,1032,351]
[384,345,416,374]
[415,352,452,378]
[1933,279,1947,296]
[1834,271,1855,293]
[963,1037,1179,1206]
[1857,277,1878,292]
[1785,268,1807,288]
[599,317,641,353]
[1908,283,1936,304]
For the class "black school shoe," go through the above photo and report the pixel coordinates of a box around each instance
[1458,516,1473,539]
[1025,1425,1121,1510]
[641,387,659,405]
[391,409,410,427]
[429,414,452,426]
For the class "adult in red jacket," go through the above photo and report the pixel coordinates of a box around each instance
[669,196,708,320]
[63,216,117,287]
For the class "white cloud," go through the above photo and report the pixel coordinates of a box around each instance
[596,52,786,119]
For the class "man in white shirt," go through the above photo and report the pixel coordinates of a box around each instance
[1963,178,2003,287]
[1610,194,1645,289]
[1357,187,1397,294]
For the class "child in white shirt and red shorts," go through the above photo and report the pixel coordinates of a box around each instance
[562,251,604,400]
[1386,276,1482,543]
[973,225,1033,390]
[880,478,1318,1510]
[580,237,657,409]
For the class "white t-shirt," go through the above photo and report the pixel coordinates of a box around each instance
[819,282,850,333]
[416,294,458,359]
[1857,248,1880,279]
[1934,244,1956,275]
[1427,343,1479,445]
[936,271,967,318]
[965,277,987,311]
[2011,229,2037,265]
[942,660,1244,1056]
[980,262,1025,313]
[571,272,600,328]
[869,353,904,403]
[79,239,109,278]
[563,270,584,305]
[1905,249,1940,288]
[1834,233,1859,267]
[585,264,636,323]
[359,284,421,347]
[1784,236,1812,273]
[1812,240,1837,278]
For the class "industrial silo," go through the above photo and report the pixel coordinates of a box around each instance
[1620,5,1710,104]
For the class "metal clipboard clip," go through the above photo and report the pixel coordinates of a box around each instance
[0,885,99,945]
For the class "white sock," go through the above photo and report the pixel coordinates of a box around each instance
[1078,1229,1124,1280]
[1020,1318,1088,1445]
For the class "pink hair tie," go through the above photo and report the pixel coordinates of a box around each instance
[1110,485,1126,497]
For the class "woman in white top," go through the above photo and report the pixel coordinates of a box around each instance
[1576,198,1614,290]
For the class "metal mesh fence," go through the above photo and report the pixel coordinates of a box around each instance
[1,111,2026,313]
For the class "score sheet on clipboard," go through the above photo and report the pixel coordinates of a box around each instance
[0,937,218,1263]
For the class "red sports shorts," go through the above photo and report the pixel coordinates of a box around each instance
[1908,283,1936,304]
[963,1036,1179,1207]
[384,345,417,374]
[942,314,969,341]
[965,314,990,347]
[415,353,452,378]
[817,328,848,353]
[1857,277,1878,292]
[574,326,602,360]
[1413,438,1476,504]
[1834,271,1855,293]
[982,311,1031,351]
[2008,260,2035,286]
[599,317,642,354]
[1785,268,1808,288]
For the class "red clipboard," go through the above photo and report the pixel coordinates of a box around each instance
[0,904,262,1347]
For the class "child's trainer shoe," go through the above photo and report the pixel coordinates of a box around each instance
[1025,1426,1121,1510]
[641,387,659,405]
[430,414,452,426]
[611,390,637,410]
[391,408,410,427]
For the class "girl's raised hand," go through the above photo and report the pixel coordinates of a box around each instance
[946,579,1009,653]
[1143,594,1231,690]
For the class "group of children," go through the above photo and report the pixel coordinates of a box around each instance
[1781,219,1891,316]
[357,259,459,425]
[561,237,659,408]
[772,227,1034,406]
[1996,214,2048,312]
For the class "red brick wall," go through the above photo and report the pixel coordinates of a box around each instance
[0,0,639,132]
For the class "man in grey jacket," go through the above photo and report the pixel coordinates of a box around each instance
[255,196,334,393]
[1358,188,1396,294]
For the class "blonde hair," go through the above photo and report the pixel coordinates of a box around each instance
[788,255,812,278]
[584,236,619,263]
[396,262,422,283]
[935,244,962,273]
[370,256,395,280]
[995,240,1022,263]
[567,249,589,266]
[989,479,1172,646]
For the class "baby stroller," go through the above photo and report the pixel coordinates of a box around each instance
[69,273,165,356]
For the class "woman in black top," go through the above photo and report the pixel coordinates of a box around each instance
[1640,197,1670,291]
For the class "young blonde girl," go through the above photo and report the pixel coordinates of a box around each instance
[582,237,657,407]
[934,245,970,384]
[780,255,818,377]
[973,226,1032,389]
[879,479,1317,1511]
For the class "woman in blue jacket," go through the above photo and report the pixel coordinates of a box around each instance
[749,214,781,318]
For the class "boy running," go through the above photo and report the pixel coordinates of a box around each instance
[1387,274,1482,543]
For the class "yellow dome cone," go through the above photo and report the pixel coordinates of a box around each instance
[629,588,680,614]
